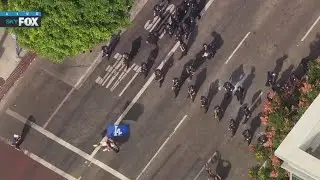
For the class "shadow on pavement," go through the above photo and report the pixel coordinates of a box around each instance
[211,31,224,54]
[145,46,159,76]
[105,34,121,60]
[241,66,255,101]
[250,113,261,136]
[220,92,233,120]
[130,36,142,59]
[229,64,245,85]
[277,64,294,85]
[234,105,245,133]
[162,55,174,77]
[216,160,231,180]
[308,33,320,60]
[207,79,219,107]
[250,89,262,114]
[18,115,35,146]
[186,24,199,53]
[194,68,207,91]
[122,102,144,122]
[272,54,288,81]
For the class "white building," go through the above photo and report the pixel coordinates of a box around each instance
[275,94,320,180]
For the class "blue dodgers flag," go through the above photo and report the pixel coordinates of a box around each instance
[106,124,130,138]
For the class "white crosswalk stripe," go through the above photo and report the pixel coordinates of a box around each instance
[96,53,141,92]
[111,63,135,91]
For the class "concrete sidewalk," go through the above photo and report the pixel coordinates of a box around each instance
[0,28,29,83]
[0,28,35,102]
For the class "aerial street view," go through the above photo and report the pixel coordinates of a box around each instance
[0,0,320,180]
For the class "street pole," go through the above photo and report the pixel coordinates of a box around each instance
[11,34,21,57]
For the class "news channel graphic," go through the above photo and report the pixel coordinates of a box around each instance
[0,11,42,27]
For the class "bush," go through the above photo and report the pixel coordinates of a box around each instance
[249,58,320,180]
[3,0,134,63]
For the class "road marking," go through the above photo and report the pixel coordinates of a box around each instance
[6,109,131,180]
[105,65,111,71]
[133,65,139,72]
[43,88,75,129]
[249,91,263,109]
[203,0,215,12]
[111,64,134,91]
[225,32,251,64]
[106,65,125,88]
[114,52,120,59]
[100,65,112,83]
[115,42,180,124]
[0,137,78,180]
[136,115,188,180]
[118,72,139,97]
[192,151,219,180]
[301,15,320,42]
[102,58,122,86]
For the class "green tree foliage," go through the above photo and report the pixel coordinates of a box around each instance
[4,0,133,63]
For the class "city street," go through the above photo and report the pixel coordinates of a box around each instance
[0,0,320,179]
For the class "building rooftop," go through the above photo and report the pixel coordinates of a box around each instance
[275,94,320,180]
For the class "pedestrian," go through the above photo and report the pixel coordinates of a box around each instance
[234,86,244,104]
[11,134,21,150]
[266,71,276,86]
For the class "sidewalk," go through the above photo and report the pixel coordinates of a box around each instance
[0,28,35,101]
[0,0,150,101]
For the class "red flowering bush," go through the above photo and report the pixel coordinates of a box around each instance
[249,58,320,179]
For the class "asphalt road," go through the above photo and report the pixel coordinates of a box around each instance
[0,0,320,179]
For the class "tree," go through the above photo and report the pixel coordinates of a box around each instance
[4,0,133,63]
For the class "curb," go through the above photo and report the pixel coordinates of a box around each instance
[0,52,36,101]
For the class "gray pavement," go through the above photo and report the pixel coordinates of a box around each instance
[0,0,320,180]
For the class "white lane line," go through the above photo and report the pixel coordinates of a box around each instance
[0,137,78,180]
[43,88,76,129]
[301,15,320,42]
[192,152,219,180]
[6,109,131,180]
[249,91,263,109]
[102,59,122,86]
[111,64,134,91]
[118,72,139,97]
[225,32,251,64]
[115,42,180,124]
[203,0,215,12]
[106,65,125,89]
[136,115,188,180]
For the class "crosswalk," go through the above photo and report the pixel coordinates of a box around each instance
[96,53,141,96]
